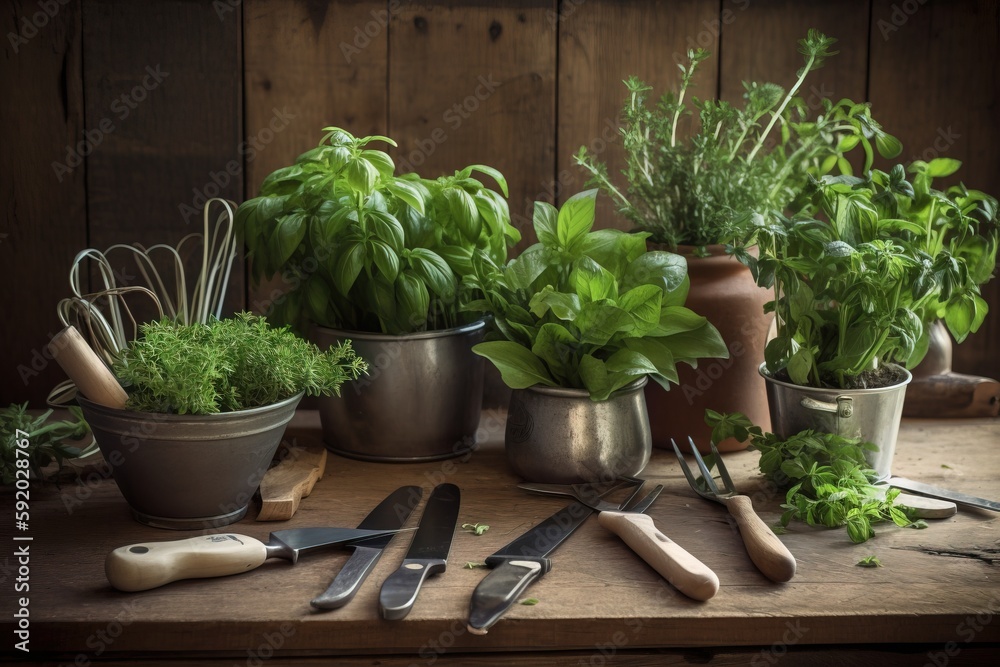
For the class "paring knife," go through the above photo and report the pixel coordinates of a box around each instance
[106,527,407,592]
[379,483,461,620]
[887,477,1000,512]
[466,486,646,636]
[311,486,423,610]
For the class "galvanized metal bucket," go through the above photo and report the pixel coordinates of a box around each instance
[313,320,486,462]
[760,363,912,481]
[78,392,302,530]
[505,378,652,484]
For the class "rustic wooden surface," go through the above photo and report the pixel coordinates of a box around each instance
[4,0,999,417]
[7,412,999,663]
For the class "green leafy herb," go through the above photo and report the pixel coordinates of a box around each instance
[114,313,367,414]
[1,404,92,484]
[941,464,952,469]
[752,161,998,389]
[462,522,490,536]
[857,555,882,568]
[707,411,916,543]
[908,519,929,530]
[470,189,729,400]
[464,562,486,569]
[519,598,539,606]
[576,30,899,250]
[236,128,520,334]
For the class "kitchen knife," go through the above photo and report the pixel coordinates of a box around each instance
[887,477,1000,512]
[379,483,461,620]
[466,490,645,635]
[311,486,423,610]
[106,526,407,592]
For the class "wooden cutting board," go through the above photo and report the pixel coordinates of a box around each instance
[256,435,328,521]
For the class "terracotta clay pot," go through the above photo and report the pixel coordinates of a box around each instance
[645,244,773,452]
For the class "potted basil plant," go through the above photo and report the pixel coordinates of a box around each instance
[752,163,998,480]
[576,30,901,452]
[237,128,520,461]
[469,189,728,483]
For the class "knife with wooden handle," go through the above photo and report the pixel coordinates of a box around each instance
[105,527,405,592]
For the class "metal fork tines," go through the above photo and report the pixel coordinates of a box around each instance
[671,437,796,583]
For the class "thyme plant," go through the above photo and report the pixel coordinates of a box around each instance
[576,30,901,251]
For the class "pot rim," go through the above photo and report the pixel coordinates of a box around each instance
[518,376,648,399]
[758,362,913,394]
[77,390,305,422]
[315,318,487,342]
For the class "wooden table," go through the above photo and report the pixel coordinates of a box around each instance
[7,412,1000,665]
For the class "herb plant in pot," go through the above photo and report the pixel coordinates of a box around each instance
[75,313,366,529]
[237,128,520,462]
[752,163,997,480]
[469,189,728,483]
[576,31,901,452]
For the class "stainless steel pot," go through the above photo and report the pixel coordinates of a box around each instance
[313,320,486,462]
[760,363,912,481]
[78,392,303,530]
[505,378,652,484]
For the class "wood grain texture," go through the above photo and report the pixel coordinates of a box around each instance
[557,0,720,229]
[388,1,557,249]
[868,0,1000,381]
[0,0,86,405]
[17,412,1000,659]
[81,0,244,321]
[257,435,328,521]
[718,0,870,105]
[242,0,388,315]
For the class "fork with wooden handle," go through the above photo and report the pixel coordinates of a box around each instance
[671,438,797,583]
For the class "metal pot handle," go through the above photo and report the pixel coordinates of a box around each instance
[800,396,854,419]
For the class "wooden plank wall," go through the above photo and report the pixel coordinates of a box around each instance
[3,0,999,406]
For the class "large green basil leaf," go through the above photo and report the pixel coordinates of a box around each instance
[369,240,400,282]
[617,285,663,334]
[622,251,687,294]
[504,245,552,291]
[528,286,581,320]
[385,178,426,215]
[649,306,708,337]
[623,338,678,383]
[344,157,378,195]
[368,210,405,253]
[360,149,395,180]
[572,257,618,302]
[271,212,308,267]
[575,302,634,346]
[468,164,509,196]
[658,324,729,365]
[556,189,597,254]
[581,229,648,277]
[531,323,579,384]
[333,241,366,297]
[473,341,556,389]
[409,248,455,299]
[604,349,657,375]
[396,270,430,326]
[444,187,481,241]
[533,201,559,248]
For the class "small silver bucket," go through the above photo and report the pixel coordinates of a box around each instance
[759,363,912,481]
[505,378,652,484]
[78,392,302,529]
[313,320,486,462]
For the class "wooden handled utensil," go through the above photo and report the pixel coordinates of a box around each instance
[671,438,797,583]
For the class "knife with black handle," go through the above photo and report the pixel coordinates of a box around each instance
[311,486,423,610]
[379,483,461,620]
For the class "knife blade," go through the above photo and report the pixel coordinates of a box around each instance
[105,526,406,592]
[887,476,1000,512]
[311,486,423,610]
[467,499,598,635]
[379,483,461,620]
